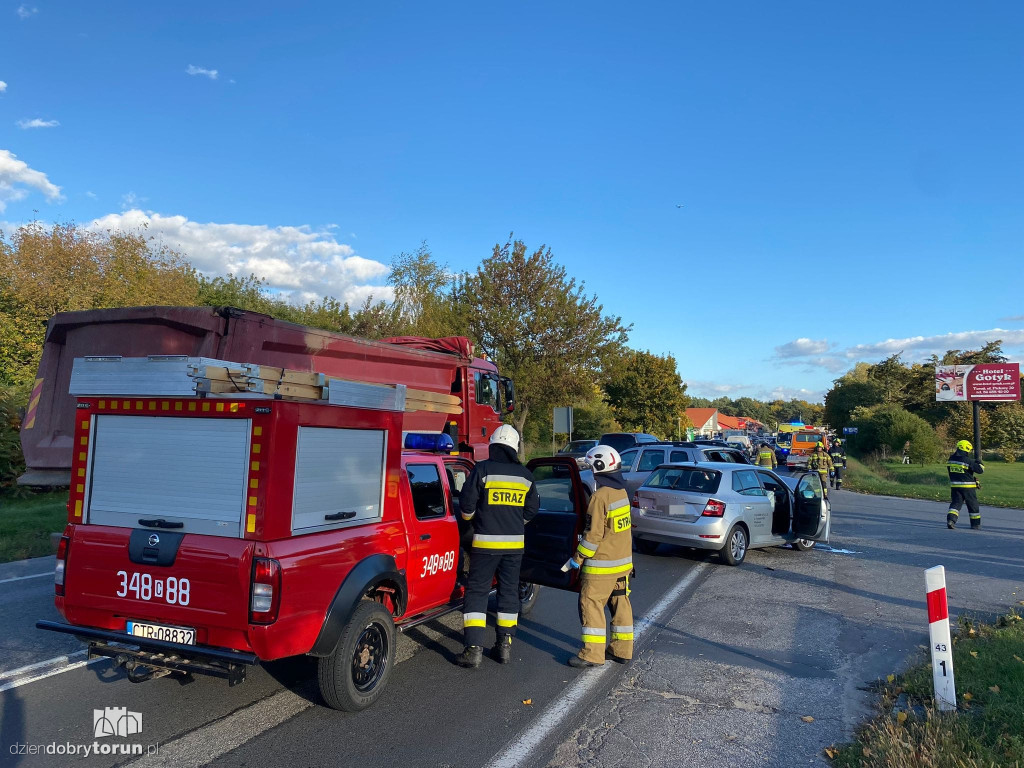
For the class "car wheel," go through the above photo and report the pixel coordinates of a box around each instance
[791,538,816,552]
[318,599,396,711]
[519,581,540,616]
[634,539,660,555]
[719,525,748,566]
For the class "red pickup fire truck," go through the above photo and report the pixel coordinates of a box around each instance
[37,384,587,711]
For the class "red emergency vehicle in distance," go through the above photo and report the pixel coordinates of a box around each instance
[38,384,588,712]
[19,305,514,486]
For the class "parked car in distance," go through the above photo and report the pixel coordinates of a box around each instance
[619,442,752,496]
[599,432,660,453]
[631,463,831,565]
[692,438,730,447]
[557,439,599,464]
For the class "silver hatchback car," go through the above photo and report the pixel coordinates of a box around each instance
[631,462,831,566]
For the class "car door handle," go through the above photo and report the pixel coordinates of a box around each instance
[420,534,431,541]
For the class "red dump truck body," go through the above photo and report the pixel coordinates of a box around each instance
[20,306,512,485]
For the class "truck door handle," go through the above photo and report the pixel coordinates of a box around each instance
[138,518,184,529]
[324,511,357,521]
[420,534,431,541]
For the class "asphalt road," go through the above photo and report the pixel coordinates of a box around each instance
[1,487,1021,768]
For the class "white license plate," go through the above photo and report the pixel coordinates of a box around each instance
[126,620,195,645]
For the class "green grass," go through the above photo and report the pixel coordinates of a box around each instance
[845,457,1024,509]
[0,491,68,563]
[830,612,1024,768]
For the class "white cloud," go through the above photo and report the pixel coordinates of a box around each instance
[17,118,59,129]
[86,210,392,306]
[186,65,218,80]
[16,4,38,19]
[774,338,832,358]
[1000,315,1024,323]
[843,329,1024,361]
[120,191,146,210]
[684,379,751,396]
[0,81,7,93]
[684,378,826,404]
[0,149,63,212]
[85,190,97,199]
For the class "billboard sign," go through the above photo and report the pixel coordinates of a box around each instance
[935,363,1021,402]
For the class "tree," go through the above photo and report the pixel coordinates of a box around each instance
[850,404,943,464]
[824,378,884,429]
[463,238,629,440]
[604,350,689,436]
[989,402,1024,462]
[388,244,468,339]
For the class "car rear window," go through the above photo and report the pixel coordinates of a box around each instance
[794,434,822,445]
[669,450,690,462]
[644,467,721,494]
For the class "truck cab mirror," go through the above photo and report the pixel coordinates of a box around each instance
[501,378,515,413]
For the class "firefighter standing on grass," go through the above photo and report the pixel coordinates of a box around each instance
[456,424,539,668]
[567,444,634,668]
[807,442,834,498]
[946,439,984,530]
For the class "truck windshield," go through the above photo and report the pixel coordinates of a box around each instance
[474,371,500,413]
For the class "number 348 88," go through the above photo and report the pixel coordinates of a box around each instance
[116,570,191,605]
[421,551,456,578]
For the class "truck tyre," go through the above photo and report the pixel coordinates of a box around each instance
[318,599,396,712]
[519,581,540,616]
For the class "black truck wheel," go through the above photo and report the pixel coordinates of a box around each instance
[317,599,396,711]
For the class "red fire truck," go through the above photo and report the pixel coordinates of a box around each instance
[20,306,514,485]
[37,381,589,711]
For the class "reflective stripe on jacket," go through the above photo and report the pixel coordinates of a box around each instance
[947,450,983,489]
[576,486,632,579]
[460,457,540,552]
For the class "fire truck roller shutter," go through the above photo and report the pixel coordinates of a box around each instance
[308,554,407,657]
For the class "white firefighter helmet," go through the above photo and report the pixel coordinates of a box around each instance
[584,444,622,474]
[490,424,520,451]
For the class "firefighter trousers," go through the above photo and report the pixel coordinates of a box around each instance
[462,552,522,648]
[577,574,633,664]
[948,487,981,526]
[817,471,829,497]
[832,467,843,488]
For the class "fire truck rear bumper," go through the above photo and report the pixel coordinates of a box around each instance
[36,620,259,686]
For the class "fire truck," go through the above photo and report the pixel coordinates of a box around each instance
[37,360,588,711]
[19,305,514,486]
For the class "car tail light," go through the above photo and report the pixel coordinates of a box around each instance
[55,535,70,596]
[250,558,281,624]
[631,493,639,508]
[702,499,726,517]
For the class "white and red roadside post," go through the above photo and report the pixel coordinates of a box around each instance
[925,565,956,711]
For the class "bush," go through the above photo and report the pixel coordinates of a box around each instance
[850,404,943,464]
[0,387,27,493]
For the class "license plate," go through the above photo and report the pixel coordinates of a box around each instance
[126,620,195,645]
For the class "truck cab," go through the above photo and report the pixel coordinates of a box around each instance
[39,392,588,712]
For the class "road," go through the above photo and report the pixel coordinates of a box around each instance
[1,488,1021,768]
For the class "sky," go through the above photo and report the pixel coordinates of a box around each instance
[2,1,1023,403]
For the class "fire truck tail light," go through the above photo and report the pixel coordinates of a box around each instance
[250,558,281,623]
[55,535,70,595]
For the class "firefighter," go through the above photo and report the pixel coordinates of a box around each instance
[946,440,984,530]
[828,438,846,489]
[807,442,833,498]
[456,424,540,667]
[567,444,634,668]
[756,442,777,468]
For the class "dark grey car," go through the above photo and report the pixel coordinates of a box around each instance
[619,442,753,496]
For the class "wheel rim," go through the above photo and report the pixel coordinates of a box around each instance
[351,621,389,693]
[796,538,814,549]
[730,530,747,561]
[519,581,536,604]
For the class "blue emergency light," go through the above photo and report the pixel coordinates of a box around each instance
[403,433,456,452]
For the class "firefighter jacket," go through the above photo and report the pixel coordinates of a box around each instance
[573,474,632,580]
[808,450,833,473]
[947,449,984,488]
[460,443,540,553]
[756,446,777,468]
[828,446,846,468]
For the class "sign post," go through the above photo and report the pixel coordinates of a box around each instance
[553,407,573,449]
[925,565,956,711]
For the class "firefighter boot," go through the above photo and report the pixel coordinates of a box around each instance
[568,655,602,668]
[456,646,483,668]
[491,635,512,664]
[946,512,957,529]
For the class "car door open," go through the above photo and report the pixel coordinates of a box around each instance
[792,472,830,542]
[521,457,588,592]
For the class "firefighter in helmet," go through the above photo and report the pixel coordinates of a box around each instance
[456,424,540,667]
[828,438,846,489]
[807,442,834,498]
[946,439,984,529]
[755,441,777,468]
[567,444,634,668]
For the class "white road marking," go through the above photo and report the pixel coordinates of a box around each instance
[484,563,709,768]
[0,652,103,693]
[127,689,313,768]
[0,571,52,585]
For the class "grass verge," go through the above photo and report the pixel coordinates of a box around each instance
[0,491,68,563]
[829,612,1024,768]
[844,457,1024,509]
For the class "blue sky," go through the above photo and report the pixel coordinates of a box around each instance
[2,1,1023,402]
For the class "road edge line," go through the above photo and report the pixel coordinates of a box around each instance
[484,562,710,768]
[0,572,53,585]
[0,657,101,693]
